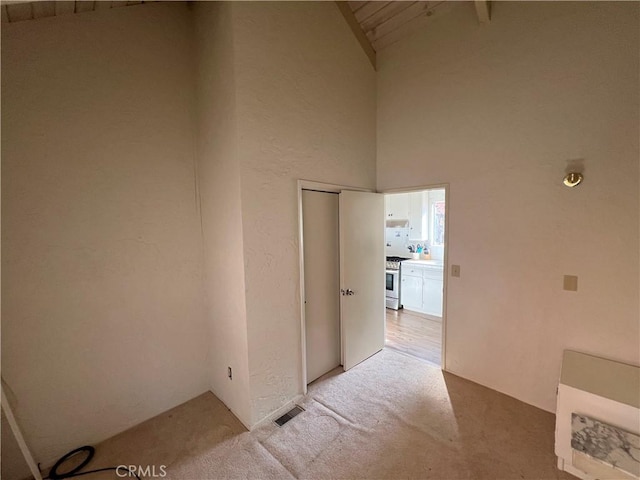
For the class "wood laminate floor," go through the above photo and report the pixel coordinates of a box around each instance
[385,308,442,366]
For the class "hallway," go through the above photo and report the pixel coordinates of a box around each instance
[385,308,442,366]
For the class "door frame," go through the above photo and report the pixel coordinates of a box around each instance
[380,183,450,371]
[297,180,372,394]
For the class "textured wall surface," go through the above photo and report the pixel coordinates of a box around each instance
[5,3,634,476]
[1,2,209,470]
[232,1,377,424]
[377,1,640,412]
[194,1,252,427]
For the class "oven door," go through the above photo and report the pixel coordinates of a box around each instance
[386,270,399,298]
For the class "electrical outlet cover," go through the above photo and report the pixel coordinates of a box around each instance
[563,275,578,291]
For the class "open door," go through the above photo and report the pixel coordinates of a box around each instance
[339,190,385,370]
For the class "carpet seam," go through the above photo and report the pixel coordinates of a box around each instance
[255,436,299,480]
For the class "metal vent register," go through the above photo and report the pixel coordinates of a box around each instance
[274,405,305,427]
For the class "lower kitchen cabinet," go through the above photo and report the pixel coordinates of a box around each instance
[422,275,443,316]
[401,263,443,317]
[401,274,423,311]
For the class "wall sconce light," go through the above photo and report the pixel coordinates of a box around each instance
[563,172,583,188]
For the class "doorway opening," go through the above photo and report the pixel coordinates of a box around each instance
[298,181,384,394]
[384,186,448,368]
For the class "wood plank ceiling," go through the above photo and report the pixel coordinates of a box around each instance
[1,1,144,23]
[2,1,478,72]
[339,1,490,69]
[348,1,445,52]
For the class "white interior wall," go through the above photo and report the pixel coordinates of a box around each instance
[194,1,252,427]
[4,2,636,474]
[231,1,377,425]
[377,1,640,412]
[1,2,209,470]
[1,0,377,459]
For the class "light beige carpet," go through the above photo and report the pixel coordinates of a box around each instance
[73,349,575,479]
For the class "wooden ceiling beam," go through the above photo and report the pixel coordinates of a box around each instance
[474,0,491,24]
[6,2,32,21]
[0,1,146,22]
[369,1,428,45]
[353,1,390,23]
[360,1,415,35]
[335,1,377,71]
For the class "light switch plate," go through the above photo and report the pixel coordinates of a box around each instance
[451,265,461,277]
[563,275,578,291]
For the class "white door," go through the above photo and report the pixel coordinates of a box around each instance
[339,190,385,370]
[302,190,341,383]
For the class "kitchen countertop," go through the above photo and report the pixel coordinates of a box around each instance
[403,259,444,268]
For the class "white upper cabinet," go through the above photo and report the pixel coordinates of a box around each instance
[408,191,425,240]
[385,193,409,219]
[386,192,425,240]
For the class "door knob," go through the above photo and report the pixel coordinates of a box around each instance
[341,289,355,296]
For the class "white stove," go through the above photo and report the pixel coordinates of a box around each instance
[386,256,406,271]
[385,256,409,310]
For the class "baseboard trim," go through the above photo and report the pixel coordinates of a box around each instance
[250,394,305,430]
[443,367,555,414]
[206,389,252,430]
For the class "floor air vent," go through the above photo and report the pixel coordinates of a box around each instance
[274,405,305,427]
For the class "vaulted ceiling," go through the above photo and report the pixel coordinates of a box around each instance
[1,1,145,23]
[1,0,490,72]
[336,0,491,69]
[349,1,445,50]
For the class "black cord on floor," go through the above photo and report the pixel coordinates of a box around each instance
[41,446,141,480]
